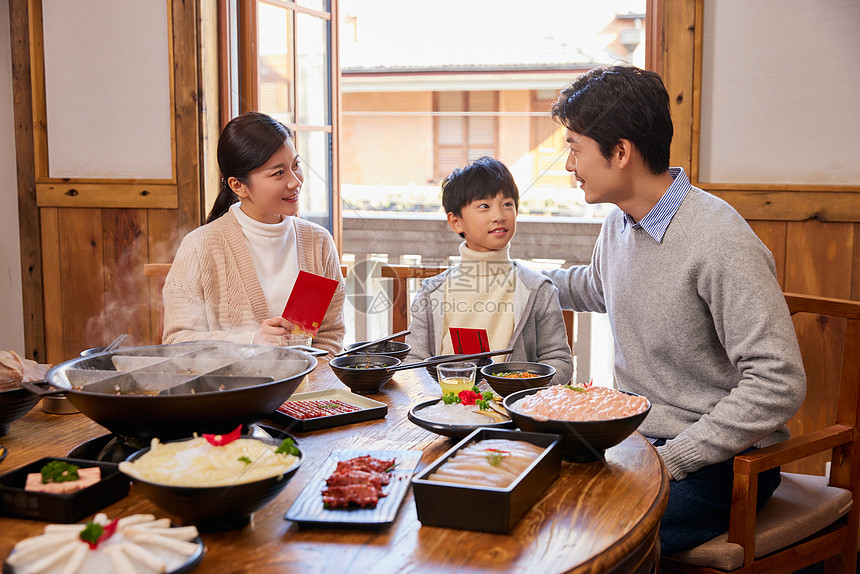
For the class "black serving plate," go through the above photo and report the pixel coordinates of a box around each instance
[407,398,514,439]
[411,428,562,534]
[268,388,387,432]
[285,449,422,528]
[0,457,129,523]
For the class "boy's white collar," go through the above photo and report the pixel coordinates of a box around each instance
[458,241,512,263]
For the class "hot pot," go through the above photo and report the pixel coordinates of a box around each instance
[31,342,315,442]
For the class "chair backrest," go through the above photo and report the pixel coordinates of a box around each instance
[661,293,860,574]
[379,263,576,351]
[144,263,348,345]
[380,264,447,342]
[784,293,860,479]
[144,263,171,344]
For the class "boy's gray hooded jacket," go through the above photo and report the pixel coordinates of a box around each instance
[405,262,574,385]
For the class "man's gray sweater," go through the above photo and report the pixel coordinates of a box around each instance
[545,186,806,480]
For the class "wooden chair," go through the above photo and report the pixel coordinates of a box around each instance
[380,264,447,342]
[144,263,172,344]
[662,292,860,574]
[144,263,349,345]
[379,263,576,351]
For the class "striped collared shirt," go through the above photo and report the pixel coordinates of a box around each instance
[622,167,690,242]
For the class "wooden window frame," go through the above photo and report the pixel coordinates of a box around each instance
[225,0,342,250]
[27,0,182,210]
[658,0,860,222]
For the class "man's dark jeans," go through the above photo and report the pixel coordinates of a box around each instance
[652,439,782,556]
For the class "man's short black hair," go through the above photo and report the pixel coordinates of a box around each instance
[441,156,519,217]
[552,66,673,175]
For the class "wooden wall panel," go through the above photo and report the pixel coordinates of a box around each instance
[785,220,854,299]
[748,220,786,289]
[661,0,696,172]
[854,223,860,301]
[39,208,62,364]
[57,209,105,361]
[10,0,44,362]
[102,209,150,349]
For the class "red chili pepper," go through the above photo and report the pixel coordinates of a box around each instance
[457,390,482,406]
[82,518,119,550]
[203,424,242,446]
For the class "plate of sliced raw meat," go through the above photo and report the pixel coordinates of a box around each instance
[284,449,422,527]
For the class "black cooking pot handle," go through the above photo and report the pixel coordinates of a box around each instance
[20,381,67,397]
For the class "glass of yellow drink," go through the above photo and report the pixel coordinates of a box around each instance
[437,361,477,395]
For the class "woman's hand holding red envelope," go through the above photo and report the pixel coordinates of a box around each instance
[252,317,299,346]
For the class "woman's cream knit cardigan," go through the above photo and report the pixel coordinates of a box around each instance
[162,211,345,354]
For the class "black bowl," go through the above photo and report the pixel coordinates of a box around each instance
[120,436,302,531]
[425,355,493,383]
[0,387,42,436]
[407,398,515,439]
[343,341,411,361]
[481,362,556,397]
[328,354,400,394]
[503,387,651,462]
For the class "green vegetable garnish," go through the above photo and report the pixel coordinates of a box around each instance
[40,460,80,484]
[440,392,458,405]
[471,385,481,393]
[476,399,490,410]
[564,385,587,393]
[485,449,509,467]
[275,437,300,456]
[238,456,252,465]
[481,391,494,401]
[79,521,103,545]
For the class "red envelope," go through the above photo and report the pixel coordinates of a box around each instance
[449,328,490,354]
[282,271,339,336]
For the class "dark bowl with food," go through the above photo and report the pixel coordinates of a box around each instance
[481,362,556,397]
[329,354,401,395]
[343,341,411,361]
[503,386,651,462]
[119,435,302,532]
[425,355,493,383]
[0,387,42,436]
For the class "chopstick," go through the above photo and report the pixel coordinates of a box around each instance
[333,330,411,357]
[387,348,513,372]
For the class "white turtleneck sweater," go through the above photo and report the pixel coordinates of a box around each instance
[440,242,516,356]
[230,202,299,318]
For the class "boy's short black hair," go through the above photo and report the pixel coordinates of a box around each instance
[552,65,673,175]
[441,156,519,217]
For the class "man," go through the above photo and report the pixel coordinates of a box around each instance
[544,65,806,554]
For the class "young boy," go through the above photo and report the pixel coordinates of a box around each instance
[543,66,806,554]
[406,156,573,385]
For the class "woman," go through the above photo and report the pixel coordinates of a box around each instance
[162,112,345,354]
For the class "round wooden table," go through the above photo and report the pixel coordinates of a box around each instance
[0,360,669,574]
